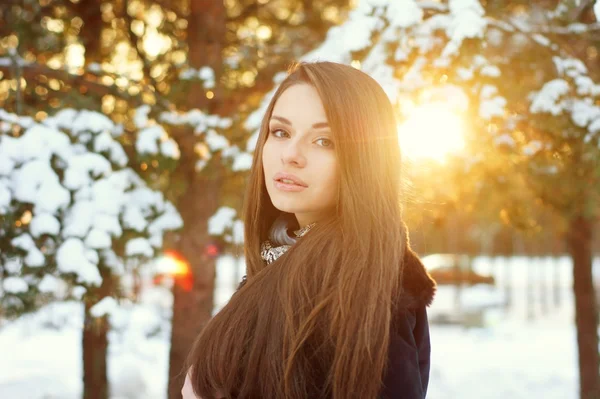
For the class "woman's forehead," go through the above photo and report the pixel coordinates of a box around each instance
[272,84,328,124]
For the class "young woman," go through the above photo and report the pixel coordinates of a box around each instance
[183,61,436,399]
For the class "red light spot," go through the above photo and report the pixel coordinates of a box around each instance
[205,244,219,257]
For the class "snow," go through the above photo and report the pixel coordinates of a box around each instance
[15,124,70,162]
[480,65,501,77]
[4,258,22,274]
[44,109,77,131]
[522,140,544,156]
[62,201,94,238]
[70,110,115,135]
[56,238,102,286]
[93,214,122,238]
[30,212,61,238]
[72,286,87,300]
[63,153,112,190]
[480,96,506,120]
[208,207,237,236]
[570,100,600,128]
[362,44,401,102]
[134,105,151,129]
[0,181,10,213]
[0,154,15,176]
[530,79,569,115]
[387,0,423,28]
[90,297,118,318]
[0,255,585,398]
[232,152,253,171]
[147,203,183,242]
[93,132,128,167]
[0,297,171,399]
[126,238,154,258]
[38,275,63,295]
[84,228,112,250]
[493,133,515,147]
[159,139,180,160]
[12,160,64,208]
[574,76,600,96]
[25,248,45,268]
[136,125,180,160]
[205,129,229,152]
[532,33,551,47]
[589,118,600,134]
[122,205,148,232]
[198,66,215,89]
[232,220,244,244]
[3,277,28,294]
[11,234,36,252]
[178,67,216,88]
[245,129,260,151]
[195,159,208,172]
[553,56,588,78]
[443,0,487,58]
[336,13,380,53]
[9,234,45,267]
[428,319,576,398]
[0,109,35,128]
[480,84,497,99]
[159,109,231,135]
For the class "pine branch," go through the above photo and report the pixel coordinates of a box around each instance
[0,57,137,102]
[0,56,174,112]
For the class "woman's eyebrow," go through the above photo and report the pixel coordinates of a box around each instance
[270,115,329,129]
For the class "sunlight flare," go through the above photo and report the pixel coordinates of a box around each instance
[398,102,466,162]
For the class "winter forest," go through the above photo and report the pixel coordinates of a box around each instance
[1,0,600,398]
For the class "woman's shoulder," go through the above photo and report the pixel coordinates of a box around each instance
[236,247,436,307]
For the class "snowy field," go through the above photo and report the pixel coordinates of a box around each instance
[0,255,595,399]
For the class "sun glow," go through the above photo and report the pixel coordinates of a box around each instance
[155,250,190,277]
[154,250,193,291]
[398,102,466,162]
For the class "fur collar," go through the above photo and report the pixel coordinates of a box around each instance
[397,245,437,310]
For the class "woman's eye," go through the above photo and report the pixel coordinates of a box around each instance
[315,138,333,148]
[270,129,289,138]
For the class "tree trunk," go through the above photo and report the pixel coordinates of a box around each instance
[168,3,226,398]
[167,172,221,399]
[82,268,112,399]
[185,0,226,113]
[566,215,600,399]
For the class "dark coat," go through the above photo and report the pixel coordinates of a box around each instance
[380,246,436,399]
[236,245,436,399]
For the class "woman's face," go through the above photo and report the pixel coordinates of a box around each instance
[262,83,339,228]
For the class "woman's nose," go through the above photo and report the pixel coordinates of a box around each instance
[280,140,306,167]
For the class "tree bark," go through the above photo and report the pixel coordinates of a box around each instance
[566,215,600,399]
[185,0,226,112]
[167,2,226,398]
[167,171,221,399]
[82,268,112,399]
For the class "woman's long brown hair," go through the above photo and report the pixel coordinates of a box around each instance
[186,61,407,399]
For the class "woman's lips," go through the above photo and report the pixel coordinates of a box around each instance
[274,180,307,192]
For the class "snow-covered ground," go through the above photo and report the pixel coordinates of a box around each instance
[1,255,594,398]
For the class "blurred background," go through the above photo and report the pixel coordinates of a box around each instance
[1,0,600,398]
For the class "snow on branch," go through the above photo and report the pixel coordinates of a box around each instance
[0,109,183,316]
